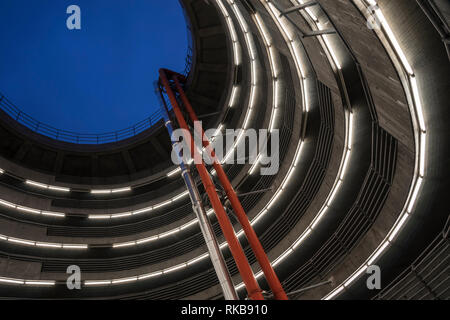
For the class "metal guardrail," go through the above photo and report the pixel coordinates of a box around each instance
[0,93,165,144]
[181,0,194,78]
[183,45,194,77]
[374,215,450,300]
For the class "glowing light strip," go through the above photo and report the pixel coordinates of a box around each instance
[8,176,194,222]
[323,0,427,299]
[366,0,413,75]
[88,190,189,219]
[0,233,87,250]
[25,180,70,192]
[241,0,386,296]
[233,115,353,291]
[265,1,309,113]
[268,3,293,42]
[221,0,260,165]
[111,277,137,284]
[248,13,282,175]
[318,23,342,70]
[0,277,24,285]
[229,86,239,108]
[0,198,65,218]
[289,0,342,71]
[228,0,259,137]
[25,280,55,286]
[166,168,181,177]
[0,277,56,287]
[217,0,241,66]
[91,187,132,194]
[231,1,354,291]
[300,1,318,22]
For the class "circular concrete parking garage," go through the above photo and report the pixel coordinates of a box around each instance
[0,0,448,302]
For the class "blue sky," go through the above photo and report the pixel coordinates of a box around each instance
[0,0,188,134]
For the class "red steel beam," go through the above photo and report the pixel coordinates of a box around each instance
[159,69,264,301]
[170,73,288,300]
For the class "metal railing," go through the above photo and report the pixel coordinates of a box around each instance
[181,0,195,77]
[183,45,194,77]
[0,93,165,144]
[374,215,450,300]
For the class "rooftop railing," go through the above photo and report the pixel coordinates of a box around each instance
[0,93,165,145]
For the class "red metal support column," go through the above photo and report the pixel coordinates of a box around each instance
[159,69,264,301]
[171,73,288,300]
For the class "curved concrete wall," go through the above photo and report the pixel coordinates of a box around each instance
[0,0,448,300]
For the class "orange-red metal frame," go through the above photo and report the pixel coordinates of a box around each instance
[159,69,264,300]
[170,74,288,301]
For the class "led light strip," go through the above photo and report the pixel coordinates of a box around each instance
[265,1,310,113]
[112,219,199,248]
[290,1,342,71]
[0,190,189,220]
[0,198,65,218]
[248,13,281,174]
[25,180,70,192]
[3,167,194,220]
[166,168,181,177]
[216,0,241,66]
[0,217,201,250]
[233,0,355,291]
[88,190,189,219]
[90,187,132,194]
[0,277,55,286]
[0,233,87,250]
[323,0,427,299]
[84,253,210,286]
[164,0,242,179]
[298,0,319,22]
[222,0,261,164]
[216,0,243,115]
[112,211,220,248]
[26,176,132,194]
[317,22,342,70]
